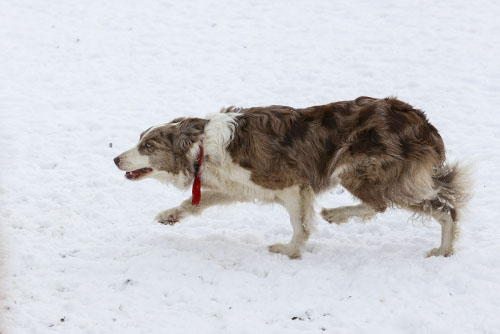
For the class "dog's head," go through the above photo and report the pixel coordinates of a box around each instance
[114,117,208,189]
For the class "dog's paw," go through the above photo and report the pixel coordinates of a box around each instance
[268,243,302,259]
[320,208,349,224]
[426,247,454,258]
[155,208,185,226]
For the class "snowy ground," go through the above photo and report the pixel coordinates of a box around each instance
[1,0,500,333]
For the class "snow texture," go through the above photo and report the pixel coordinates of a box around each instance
[1,0,500,333]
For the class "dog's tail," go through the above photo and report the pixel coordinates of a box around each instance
[432,162,472,221]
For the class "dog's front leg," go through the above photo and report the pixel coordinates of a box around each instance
[156,191,240,225]
[269,186,316,259]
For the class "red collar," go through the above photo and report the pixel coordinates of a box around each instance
[191,140,204,206]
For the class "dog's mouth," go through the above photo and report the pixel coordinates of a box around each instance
[125,168,153,180]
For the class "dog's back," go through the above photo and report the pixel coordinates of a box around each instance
[226,96,445,200]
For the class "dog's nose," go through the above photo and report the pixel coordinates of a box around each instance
[114,156,121,166]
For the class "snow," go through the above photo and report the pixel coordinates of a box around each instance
[1,0,500,333]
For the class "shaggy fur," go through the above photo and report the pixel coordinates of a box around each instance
[114,97,471,259]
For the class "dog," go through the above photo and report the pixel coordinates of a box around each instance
[114,97,470,259]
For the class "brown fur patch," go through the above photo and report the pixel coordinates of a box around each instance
[226,97,450,212]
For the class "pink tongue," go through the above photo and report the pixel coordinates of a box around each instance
[125,168,152,179]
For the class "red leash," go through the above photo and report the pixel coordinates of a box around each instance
[191,140,203,206]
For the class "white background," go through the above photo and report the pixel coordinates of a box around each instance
[1,0,499,333]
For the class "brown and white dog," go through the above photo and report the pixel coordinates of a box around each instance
[114,97,470,259]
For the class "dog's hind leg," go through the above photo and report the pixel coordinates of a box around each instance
[406,202,458,257]
[407,162,470,257]
[427,209,457,257]
[321,203,376,224]
[156,191,241,225]
[268,186,315,259]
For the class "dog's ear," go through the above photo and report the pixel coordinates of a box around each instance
[176,118,208,151]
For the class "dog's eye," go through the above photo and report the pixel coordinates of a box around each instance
[145,141,153,149]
